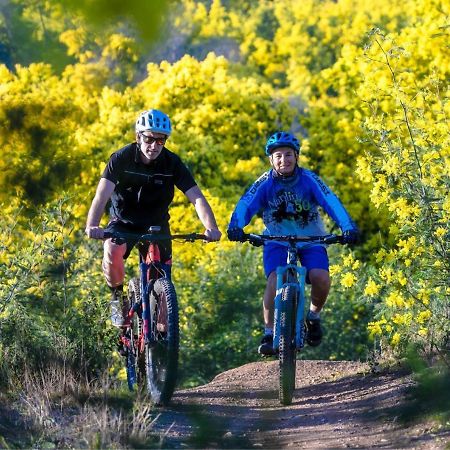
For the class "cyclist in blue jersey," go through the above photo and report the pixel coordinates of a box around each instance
[86,109,222,327]
[227,131,359,355]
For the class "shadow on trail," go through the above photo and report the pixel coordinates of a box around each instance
[178,387,278,401]
[154,402,255,449]
[152,368,440,449]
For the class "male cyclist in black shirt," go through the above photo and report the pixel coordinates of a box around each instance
[85,109,221,326]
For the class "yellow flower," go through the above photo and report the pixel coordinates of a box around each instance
[379,267,394,284]
[392,313,412,326]
[364,278,380,296]
[418,289,430,305]
[117,367,127,381]
[329,264,341,276]
[342,253,355,267]
[418,328,428,337]
[422,151,440,164]
[434,227,446,238]
[301,139,310,153]
[370,181,392,208]
[397,272,408,286]
[397,236,417,255]
[391,332,401,346]
[341,272,357,288]
[381,155,402,176]
[368,321,383,338]
[386,290,406,308]
[417,310,432,324]
[356,156,373,183]
[388,197,420,221]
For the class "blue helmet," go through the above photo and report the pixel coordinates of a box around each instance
[135,109,172,136]
[265,131,300,156]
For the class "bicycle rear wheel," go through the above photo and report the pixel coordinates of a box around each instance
[146,277,179,405]
[126,277,144,391]
[279,284,297,405]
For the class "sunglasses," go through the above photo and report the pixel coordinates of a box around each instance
[139,133,166,146]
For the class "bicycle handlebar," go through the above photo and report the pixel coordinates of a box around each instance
[103,231,211,242]
[243,233,344,247]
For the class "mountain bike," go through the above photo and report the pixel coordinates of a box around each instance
[243,233,344,405]
[103,227,209,406]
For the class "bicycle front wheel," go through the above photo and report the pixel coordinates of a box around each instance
[279,284,297,405]
[146,277,179,406]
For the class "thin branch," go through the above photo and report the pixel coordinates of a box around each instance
[374,38,425,186]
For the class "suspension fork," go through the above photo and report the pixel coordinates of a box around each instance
[294,266,307,349]
[140,261,150,341]
[142,242,162,346]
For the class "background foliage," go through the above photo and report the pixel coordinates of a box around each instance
[0,0,448,390]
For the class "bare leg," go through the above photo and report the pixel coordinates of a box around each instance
[308,268,331,313]
[263,271,277,329]
[102,239,127,287]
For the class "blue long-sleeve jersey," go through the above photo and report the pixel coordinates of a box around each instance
[229,167,357,239]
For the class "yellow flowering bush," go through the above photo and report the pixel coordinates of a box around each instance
[355,26,449,357]
[2,0,449,383]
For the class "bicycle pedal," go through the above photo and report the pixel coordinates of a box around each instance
[258,346,278,357]
[260,352,277,358]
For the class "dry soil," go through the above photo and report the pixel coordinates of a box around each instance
[153,359,450,449]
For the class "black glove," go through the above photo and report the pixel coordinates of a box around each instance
[342,229,359,245]
[227,227,245,242]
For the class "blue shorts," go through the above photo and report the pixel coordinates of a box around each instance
[263,244,329,281]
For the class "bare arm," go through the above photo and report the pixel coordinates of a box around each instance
[185,185,222,241]
[85,178,116,239]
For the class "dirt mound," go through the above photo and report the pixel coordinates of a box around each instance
[154,360,450,449]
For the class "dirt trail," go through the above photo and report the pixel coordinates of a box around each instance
[154,360,450,449]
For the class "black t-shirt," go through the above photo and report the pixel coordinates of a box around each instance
[101,143,197,227]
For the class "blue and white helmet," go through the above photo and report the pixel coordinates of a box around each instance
[135,109,172,136]
[265,131,300,156]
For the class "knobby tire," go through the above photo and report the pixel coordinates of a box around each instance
[146,277,179,406]
[279,284,297,405]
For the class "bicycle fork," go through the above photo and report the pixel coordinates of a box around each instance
[139,262,160,348]
[273,265,307,352]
